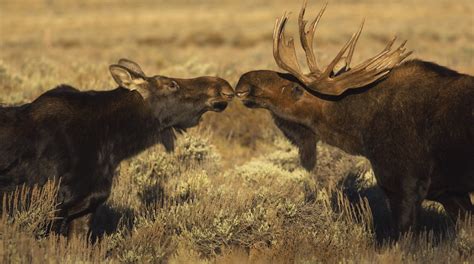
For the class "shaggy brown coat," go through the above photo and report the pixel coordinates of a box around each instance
[236,59,474,232]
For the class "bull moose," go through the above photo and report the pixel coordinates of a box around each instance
[0,59,234,235]
[235,1,474,233]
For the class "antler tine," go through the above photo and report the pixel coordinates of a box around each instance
[345,36,397,74]
[324,19,367,77]
[345,19,364,68]
[383,36,398,52]
[331,19,365,75]
[394,40,414,62]
[367,39,410,71]
[273,16,286,70]
[313,37,411,96]
[344,46,405,78]
[273,12,312,83]
[273,14,293,73]
[323,30,360,77]
[298,0,327,75]
[329,39,412,90]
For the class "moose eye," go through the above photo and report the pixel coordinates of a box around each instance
[291,86,303,99]
[168,81,179,91]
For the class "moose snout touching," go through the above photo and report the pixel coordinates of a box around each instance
[235,85,250,99]
[235,83,250,104]
[235,78,262,108]
[208,77,234,112]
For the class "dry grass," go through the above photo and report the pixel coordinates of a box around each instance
[0,0,473,263]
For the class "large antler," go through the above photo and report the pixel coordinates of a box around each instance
[273,0,412,96]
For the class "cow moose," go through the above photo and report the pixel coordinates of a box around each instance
[235,1,474,233]
[0,58,234,235]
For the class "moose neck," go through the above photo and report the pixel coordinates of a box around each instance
[296,93,366,155]
[94,88,163,163]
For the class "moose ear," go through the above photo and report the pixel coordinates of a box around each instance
[118,58,145,75]
[109,64,149,95]
[167,80,180,92]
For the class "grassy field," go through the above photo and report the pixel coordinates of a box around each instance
[1,0,473,263]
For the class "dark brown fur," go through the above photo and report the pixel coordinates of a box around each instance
[236,59,474,233]
[0,61,233,235]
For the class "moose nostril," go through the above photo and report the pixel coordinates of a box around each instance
[212,101,228,112]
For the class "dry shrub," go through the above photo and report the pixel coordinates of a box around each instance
[0,233,110,264]
[370,216,473,264]
[0,181,109,263]
[93,135,379,262]
[1,181,59,237]
[107,218,175,264]
[176,132,221,167]
[126,136,376,261]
